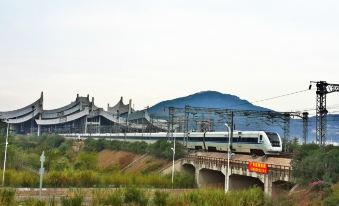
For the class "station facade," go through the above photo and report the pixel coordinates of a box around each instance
[0,93,166,135]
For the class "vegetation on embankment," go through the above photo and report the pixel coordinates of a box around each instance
[284,182,339,206]
[1,169,195,188]
[0,134,193,188]
[1,186,276,206]
[292,144,339,184]
[83,137,187,160]
[6,184,339,206]
[289,144,339,205]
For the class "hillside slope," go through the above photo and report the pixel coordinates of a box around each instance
[98,149,169,173]
[149,91,270,117]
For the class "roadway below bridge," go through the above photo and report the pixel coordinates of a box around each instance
[162,152,294,197]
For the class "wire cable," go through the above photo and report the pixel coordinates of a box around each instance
[228,88,314,109]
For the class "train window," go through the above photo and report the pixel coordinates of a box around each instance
[259,135,263,141]
[265,132,280,147]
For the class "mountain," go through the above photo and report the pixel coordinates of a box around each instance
[149,91,270,117]
[148,91,339,143]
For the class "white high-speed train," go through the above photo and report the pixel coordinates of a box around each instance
[64,130,282,155]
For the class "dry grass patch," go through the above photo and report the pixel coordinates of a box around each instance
[98,150,140,169]
[125,155,169,173]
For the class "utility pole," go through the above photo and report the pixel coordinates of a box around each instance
[302,112,309,144]
[168,107,175,141]
[171,133,175,187]
[309,81,339,145]
[230,112,234,151]
[184,105,189,146]
[2,121,9,187]
[168,107,175,187]
[170,107,175,139]
[31,105,35,135]
[283,113,290,152]
[225,123,231,193]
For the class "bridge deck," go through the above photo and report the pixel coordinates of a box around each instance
[190,151,292,167]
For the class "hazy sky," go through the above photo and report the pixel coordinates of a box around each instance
[0,0,339,115]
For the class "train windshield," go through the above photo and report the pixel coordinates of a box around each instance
[265,132,280,147]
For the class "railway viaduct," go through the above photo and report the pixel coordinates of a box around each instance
[163,152,294,197]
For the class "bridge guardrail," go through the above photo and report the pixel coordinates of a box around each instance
[183,155,292,174]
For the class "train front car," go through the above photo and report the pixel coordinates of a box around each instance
[262,131,282,154]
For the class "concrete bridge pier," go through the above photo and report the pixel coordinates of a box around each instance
[222,168,228,192]
[195,168,200,187]
[264,173,273,197]
[162,155,293,197]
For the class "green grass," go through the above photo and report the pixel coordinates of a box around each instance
[1,169,195,188]
[0,134,194,189]
[18,198,46,206]
[0,188,16,206]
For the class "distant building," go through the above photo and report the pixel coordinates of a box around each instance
[107,96,133,116]
[0,93,167,135]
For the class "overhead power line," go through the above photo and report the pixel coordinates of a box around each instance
[290,104,339,113]
[229,88,314,109]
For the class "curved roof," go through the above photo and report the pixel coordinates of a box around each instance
[0,93,166,131]
[42,95,90,114]
[42,104,81,119]
[43,100,79,114]
[98,110,124,123]
[107,97,131,115]
[0,93,92,124]
[36,107,90,125]
[128,110,151,122]
[5,109,40,124]
[0,93,43,122]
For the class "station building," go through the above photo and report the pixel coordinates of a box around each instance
[0,93,167,135]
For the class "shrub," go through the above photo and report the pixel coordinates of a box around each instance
[323,193,339,206]
[239,187,264,206]
[58,140,73,154]
[50,156,71,171]
[84,138,186,160]
[45,170,73,187]
[153,190,169,206]
[165,187,265,206]
[292,144,339,184]
[45,135,65,148]
[92,189,122,206]
[124,187,148,206]
[323,184,339,206]
[171,172,196,188]
[19,198,46,206]
[0,188,16,206]
[84,138,107,152]
[60,189,83,206]
[149,140,186,160]
[4,170,38,187]
[74,170,99,187]
[75,152,98,170]
[48,196,57,206]
[264,195,295,206]
[104,190,124,206]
